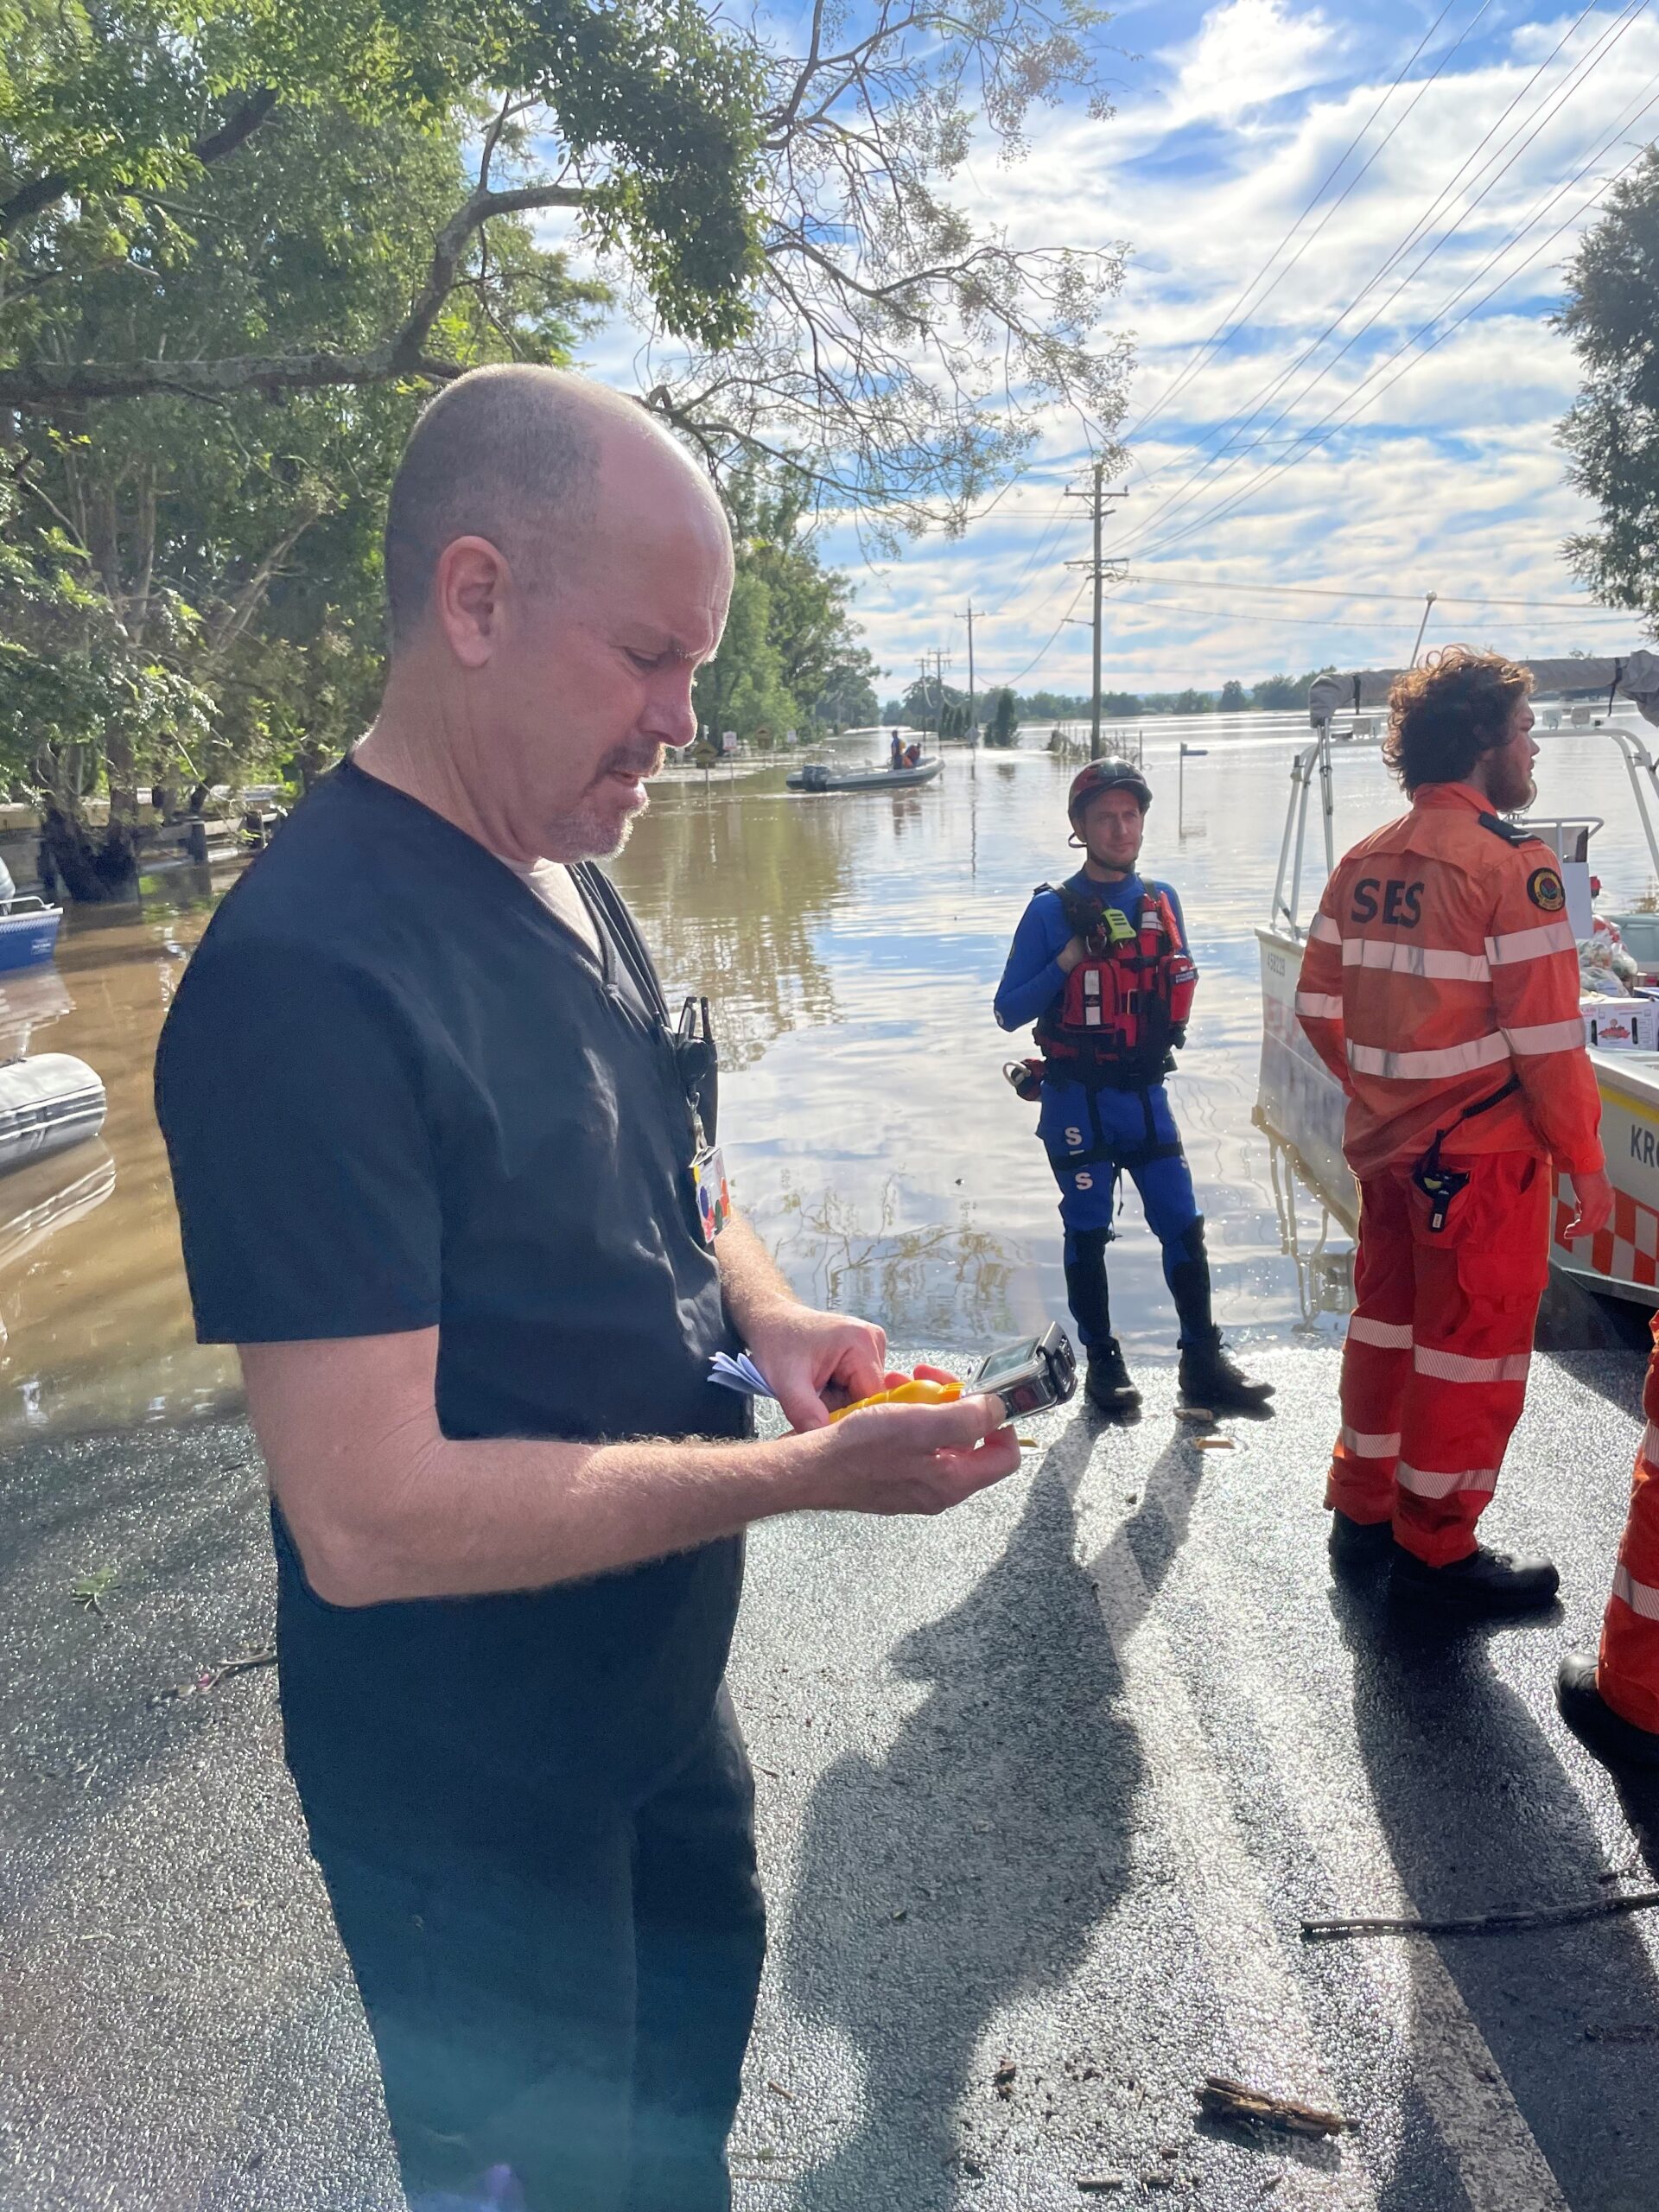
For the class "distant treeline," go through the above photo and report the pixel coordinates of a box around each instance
[881,668,1335,725]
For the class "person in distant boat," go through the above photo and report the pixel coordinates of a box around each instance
[890,729,906,770]
[904,740,923,768]
[1296,645,1610,1616]
[995,756,1274,1418]
[156,365,1018,2212]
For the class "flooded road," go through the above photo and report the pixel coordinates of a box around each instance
[9,716,1658,1446]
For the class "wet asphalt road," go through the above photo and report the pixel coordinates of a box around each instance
[4,1344,1659,2212]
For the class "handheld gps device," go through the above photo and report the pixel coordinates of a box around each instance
[971,1325,1077,1419]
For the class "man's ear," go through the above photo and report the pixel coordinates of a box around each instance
[433,536,512,669]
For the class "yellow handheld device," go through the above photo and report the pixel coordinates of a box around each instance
[828,1376,963,1423]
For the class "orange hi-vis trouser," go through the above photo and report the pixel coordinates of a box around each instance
[1327,1150,1553,1567]
[1598,1319,1659,1736]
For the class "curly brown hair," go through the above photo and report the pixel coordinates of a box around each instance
[1382,645,1533,794]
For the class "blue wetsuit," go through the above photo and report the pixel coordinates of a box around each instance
[995,870,1211,1352]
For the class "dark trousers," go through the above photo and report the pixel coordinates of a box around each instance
[302,1690,766,2212]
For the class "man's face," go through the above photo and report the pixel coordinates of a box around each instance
[1078,786,1147,874]
[1485,696,1538,813]
[463,437,732,861]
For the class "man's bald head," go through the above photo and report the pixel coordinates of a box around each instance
[382,365,715,652]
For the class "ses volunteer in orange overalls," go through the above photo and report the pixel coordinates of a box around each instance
[1297,647,1611,1613]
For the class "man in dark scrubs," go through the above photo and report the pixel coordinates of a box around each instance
[156,365,1020,2212]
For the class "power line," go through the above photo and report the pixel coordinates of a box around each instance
[1123,0,1641,554]
[1129,88,1659,564]
[1125,0,1484,446]
[1129,569,1638,612]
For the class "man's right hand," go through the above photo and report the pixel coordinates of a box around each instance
[1562,1166,1614,1243]
[1056,934,1088,976]
[802,1392,1023,1516]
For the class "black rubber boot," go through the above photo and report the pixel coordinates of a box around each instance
[1178,1329,1275,1414]
[1085,1338,1141,1415]
[1557,1653,1659,1770]
[1329,1509,1395,1569]
[1390,1543,1559,1615]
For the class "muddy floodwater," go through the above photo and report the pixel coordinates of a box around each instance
[8,716,1656,1446]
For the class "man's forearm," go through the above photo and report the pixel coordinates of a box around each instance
[308,1422,822,1606]
[716,1211,798,1333]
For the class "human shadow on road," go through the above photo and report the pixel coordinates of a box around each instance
[1332,1576,1659,2212]
[779,1434,1133,2208]
[779,1418,1203,2210]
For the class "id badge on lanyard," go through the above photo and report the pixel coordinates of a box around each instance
[692,1142,731,1245]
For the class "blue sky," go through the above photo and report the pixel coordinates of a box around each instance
[577,3,1659,696]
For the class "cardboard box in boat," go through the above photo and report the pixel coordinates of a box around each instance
[1582,994,1659,1051]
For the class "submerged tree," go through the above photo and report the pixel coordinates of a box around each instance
[1559,148,1659,627]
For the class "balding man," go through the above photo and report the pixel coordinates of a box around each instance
[156,366,1019,2212]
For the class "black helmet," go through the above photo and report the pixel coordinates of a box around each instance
[1068,757,1152,822]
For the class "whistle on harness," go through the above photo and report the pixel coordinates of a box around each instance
[1412,1134,1470,1234]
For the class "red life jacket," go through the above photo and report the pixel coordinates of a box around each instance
[1033,880,1197,1084]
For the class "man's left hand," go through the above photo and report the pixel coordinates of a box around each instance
[742,1303,888,1432]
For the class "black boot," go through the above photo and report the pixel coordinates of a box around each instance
[1085,1338,1141,1415]
[1391,1543,1559,1616]
[1329,1509,1395,1570]
[1557,1653,1659,1770]
[1178,1329,1275,1414]
[1167,1221,1274,1414]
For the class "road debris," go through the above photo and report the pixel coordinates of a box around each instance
[70,1567,118,1615]
[1174,1406,1214,1423]
[1586,2022,1659,2044]
[1192,1436,1235,1452]
[1302,1890,1659,1941]
[766,2080,797,2100]
[993,2058,1018,2100]
[1196,2075,1357,2139]
[1076,2176,1128,2194]
[150,1649,276,1707]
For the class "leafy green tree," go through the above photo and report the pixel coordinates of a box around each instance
[1218,678,1248,712]
[3,0,1128,533]
[1249,673,1303,709]
[1559,148,1659,625]
[812,651,881,732]
[987,687,1017,747]
[694,569,797,747]
[3,91,601,887]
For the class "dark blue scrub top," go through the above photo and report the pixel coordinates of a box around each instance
[156,759,747,1841]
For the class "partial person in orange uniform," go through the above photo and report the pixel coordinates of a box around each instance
[1296,646,1611,1612]
[1559,1337,1659,1767]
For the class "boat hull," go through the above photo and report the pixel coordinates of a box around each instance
[786,759,943,792]
[1257,924,1659,1306]
[0,905,61,973]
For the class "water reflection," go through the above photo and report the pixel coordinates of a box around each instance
[2,720,1653,1441]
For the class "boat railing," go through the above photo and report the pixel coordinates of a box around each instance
[0,896,56,919]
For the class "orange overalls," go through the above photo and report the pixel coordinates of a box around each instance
[1296,782,1604,1567]
[1599,1334,1659,1732]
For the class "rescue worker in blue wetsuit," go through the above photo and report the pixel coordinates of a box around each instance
[995,758,1274,1417]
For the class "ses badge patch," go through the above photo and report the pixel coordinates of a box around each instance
[1527,868,1567,913]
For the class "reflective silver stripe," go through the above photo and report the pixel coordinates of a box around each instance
[1395,1462,1500,1500]
[1296,991,1344,1020]
[1308,912,1342,945]
[1341,1426,1401,1457]
[1342,938,1491,982]
[1503,1017,1588,1056]
[1611,1563,1659,1622]
[1485,919,1576,966]
[1347,1032,1510,1081]
[1413,1345,1531,1386]
[1347,1315,1413,1349]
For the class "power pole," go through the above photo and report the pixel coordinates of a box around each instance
[963,603,978,742]
[1065,460,1128,760]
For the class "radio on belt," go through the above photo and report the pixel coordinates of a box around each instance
[971,1324,1077,1418]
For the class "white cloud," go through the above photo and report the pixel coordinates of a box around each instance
[1165,0,1342,128]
